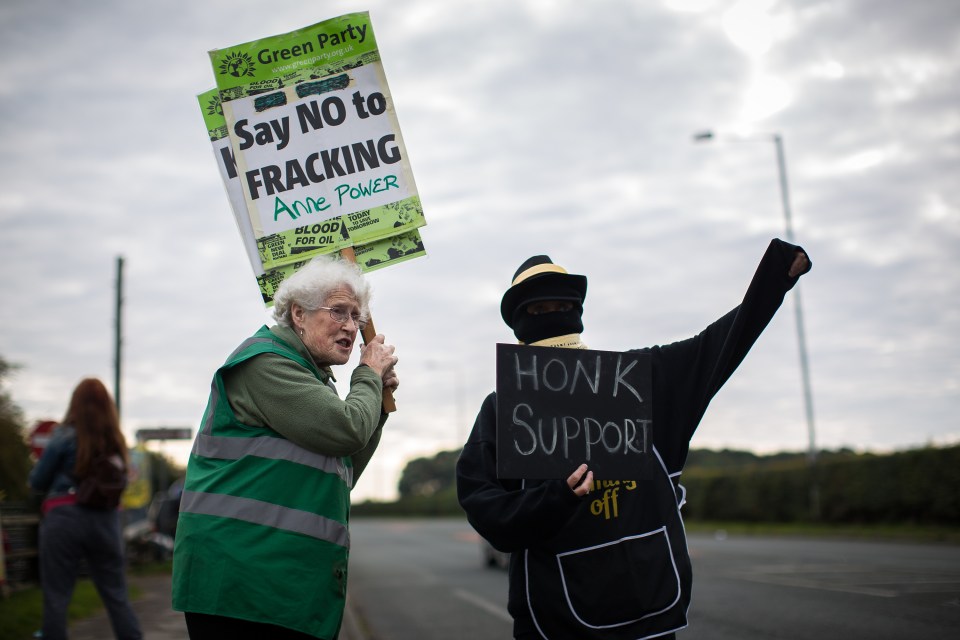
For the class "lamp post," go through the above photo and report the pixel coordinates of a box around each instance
[693,130,820,519]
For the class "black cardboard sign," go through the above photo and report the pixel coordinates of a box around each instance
[496,344,653,479]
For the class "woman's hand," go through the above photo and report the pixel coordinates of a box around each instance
[382,368,400,393]
[360,334,398,378]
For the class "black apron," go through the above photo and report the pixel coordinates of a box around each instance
[523,447,691,639]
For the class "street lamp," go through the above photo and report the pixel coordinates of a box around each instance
[693,129,819,518]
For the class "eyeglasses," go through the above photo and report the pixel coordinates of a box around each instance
[317,306,367,330]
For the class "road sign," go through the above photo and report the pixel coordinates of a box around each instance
[28,420,57,458]
[136,427,192,441]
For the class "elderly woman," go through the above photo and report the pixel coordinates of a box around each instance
[172,255,398,640]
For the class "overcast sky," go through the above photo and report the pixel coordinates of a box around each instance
[2,0,957,501]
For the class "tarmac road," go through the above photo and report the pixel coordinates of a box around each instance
[63,517,960,639]
[348,518,513,640]
[347,517,960,640]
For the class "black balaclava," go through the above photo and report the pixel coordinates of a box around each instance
[511,302,584,344]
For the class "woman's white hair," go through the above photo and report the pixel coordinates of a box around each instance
[272,255,372,327]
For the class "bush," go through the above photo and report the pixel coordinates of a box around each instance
[681,445,960,525]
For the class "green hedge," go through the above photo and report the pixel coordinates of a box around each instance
[352,445,960,525]
[680,445,960,524]
[352,485,463,518]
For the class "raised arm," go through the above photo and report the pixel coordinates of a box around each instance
[650,239,811,467]
[224,353,384,457]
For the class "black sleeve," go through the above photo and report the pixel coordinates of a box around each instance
[456,392,583,552]
[651,238,810,469]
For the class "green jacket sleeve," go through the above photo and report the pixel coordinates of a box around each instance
[350,413,388,483]
[223,352,386,458]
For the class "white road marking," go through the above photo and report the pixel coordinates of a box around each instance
[731,563,960,598]
[453,588,513,623]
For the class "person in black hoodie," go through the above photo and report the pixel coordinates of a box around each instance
[456,239,811,640]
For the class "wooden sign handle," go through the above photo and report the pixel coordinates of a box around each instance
[340,247,397,413]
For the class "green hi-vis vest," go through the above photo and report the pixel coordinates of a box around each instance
[172,326,352,639]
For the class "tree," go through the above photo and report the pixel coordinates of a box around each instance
[0,356,32,502]
[397,449,461,499]
[145,449,186,492]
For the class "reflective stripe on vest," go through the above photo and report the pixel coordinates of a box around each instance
[192,433,353,488]
[179,490,349,548]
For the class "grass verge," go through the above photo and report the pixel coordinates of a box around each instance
[0,564,163,640]
[683,520,960,544]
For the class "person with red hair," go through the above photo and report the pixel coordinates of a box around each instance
[29,378,142,640]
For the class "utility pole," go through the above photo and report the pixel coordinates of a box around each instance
[114,256,124,418]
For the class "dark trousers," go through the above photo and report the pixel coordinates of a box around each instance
[185,612,320,639]
[39,504,142,640]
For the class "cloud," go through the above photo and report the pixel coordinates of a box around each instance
[2,0,957,500]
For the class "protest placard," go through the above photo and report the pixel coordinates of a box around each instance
[496,344,653,479]
[198,89,267,276]
[201,13,423,412]
[252,230,424,306]
[208,12,425,270]
[198,88,426,305]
